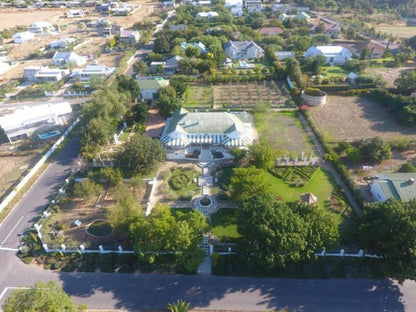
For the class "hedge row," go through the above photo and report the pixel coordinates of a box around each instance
[311,84,377,93]
[302,111,364,208]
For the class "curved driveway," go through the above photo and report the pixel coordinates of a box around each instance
[0,135,415,311]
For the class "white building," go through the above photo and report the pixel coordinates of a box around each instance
[370,173,416,202]
[245,0,263,13]
[279,12,310,22]
[52,51,87,67]
[0,102,73,143]
[29,21,56,34]
[119,30,140,45]
[73,64,116,81]
[136,78,170,100]
[196,11,219,19]
[49,38,75,49]
[13,31,35,44]
[24,66,70,82]
[160,108,254,148]
[224,40,264,60]
[67,9,85,18]
[304,46,352,65]
[226,0,243,16]
[275,51,296,61]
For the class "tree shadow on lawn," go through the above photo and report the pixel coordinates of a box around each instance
[58,271,405,311]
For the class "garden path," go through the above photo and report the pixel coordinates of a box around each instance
[298,113,361,216]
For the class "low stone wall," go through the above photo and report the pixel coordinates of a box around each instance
[301,90,327,106]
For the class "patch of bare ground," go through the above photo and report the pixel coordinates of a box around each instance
[145,108,165,138]
[365,66,413,88]
[308,95,416,142]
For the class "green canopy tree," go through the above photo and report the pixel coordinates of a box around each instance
[115,133,166,175]
[248,141,276,169]
[237,192,339,268]
[156,86,182,117]
[230,167,270,201]
[358,199,416,283]
[2,281,87,312]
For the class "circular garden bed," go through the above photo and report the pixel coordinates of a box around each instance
[199,197,212,206]
[169,174,191,190]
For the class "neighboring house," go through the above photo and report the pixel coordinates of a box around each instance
[160,108,254,148]
[224,40,264,60]
[272,3,310,13]
[150,55,184,74]
[347,71,359,83]
[24,66,70,82]
[170,25,188,31]
[181,42,208,54]
[49,37,75,49]
[73,64,116,81]
[96,19,122,36]
[198,0,212,6]
[226,0,243,16]
[279,12,310,22]
[0,102,73,143]
[304,45,352,65]
[119,30,140,45]
[231,7,243,16]
[275,51,296,61]
[323,22,341,38]
[53,51,87,67]
[259,27,283,36]
[13,31,35,44]
[245,0,263,13]
[29,21,55,34]
[370,173,416,202]
[136,78,170,100]
[196,11,219,19]
[356,40,386,59]
[162,1,175,8]
[67,9,85,17]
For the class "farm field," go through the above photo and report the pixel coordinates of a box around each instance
[308,96,416,142]
[365,67,410,88]
[255,111,315,154]
[375,26,416,38]
[183,81,293,109]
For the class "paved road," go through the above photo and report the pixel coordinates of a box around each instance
[0,135,415,311]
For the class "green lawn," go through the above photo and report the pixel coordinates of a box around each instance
[375,26,416,38]
[210,208,240,243]
[184,85,213,107]
[322,66,346,78]
[168,168,200,200]
[265,167,334,208]
[255,111,315,154]
[265,167,358,243]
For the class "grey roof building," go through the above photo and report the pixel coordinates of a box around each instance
[370,173,416,202]
[224,40,264,60]
[160,108,254,148]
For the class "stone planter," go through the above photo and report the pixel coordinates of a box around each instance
[301,90,327,106]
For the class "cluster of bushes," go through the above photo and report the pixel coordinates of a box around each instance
[203,73,275,83]
[367,89,416,127]
[338,137,391,163]
[304,87,322,96]
[269,166,318,187]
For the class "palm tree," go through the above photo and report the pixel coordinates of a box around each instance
[166,299,190,312]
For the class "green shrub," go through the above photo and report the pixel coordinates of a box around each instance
[304,87,322,96]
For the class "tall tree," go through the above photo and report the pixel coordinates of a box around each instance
[231,167,270,201]
[248,141,276,169]
[359,199,416,283]
[2,281,87,312]
[115,133,166,175]
[156,86,182,117]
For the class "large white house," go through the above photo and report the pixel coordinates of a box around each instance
[196,11,219,19]
[29,21,56,34]
[13,31,35,44]
[53,51,87,67]
[304,45,352,65]
[72,64,116,81]
[24,66,70,82]
[0,102,73,143]
[224,40,264,60]
[160,108,254,149]
[370,173,416,202]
